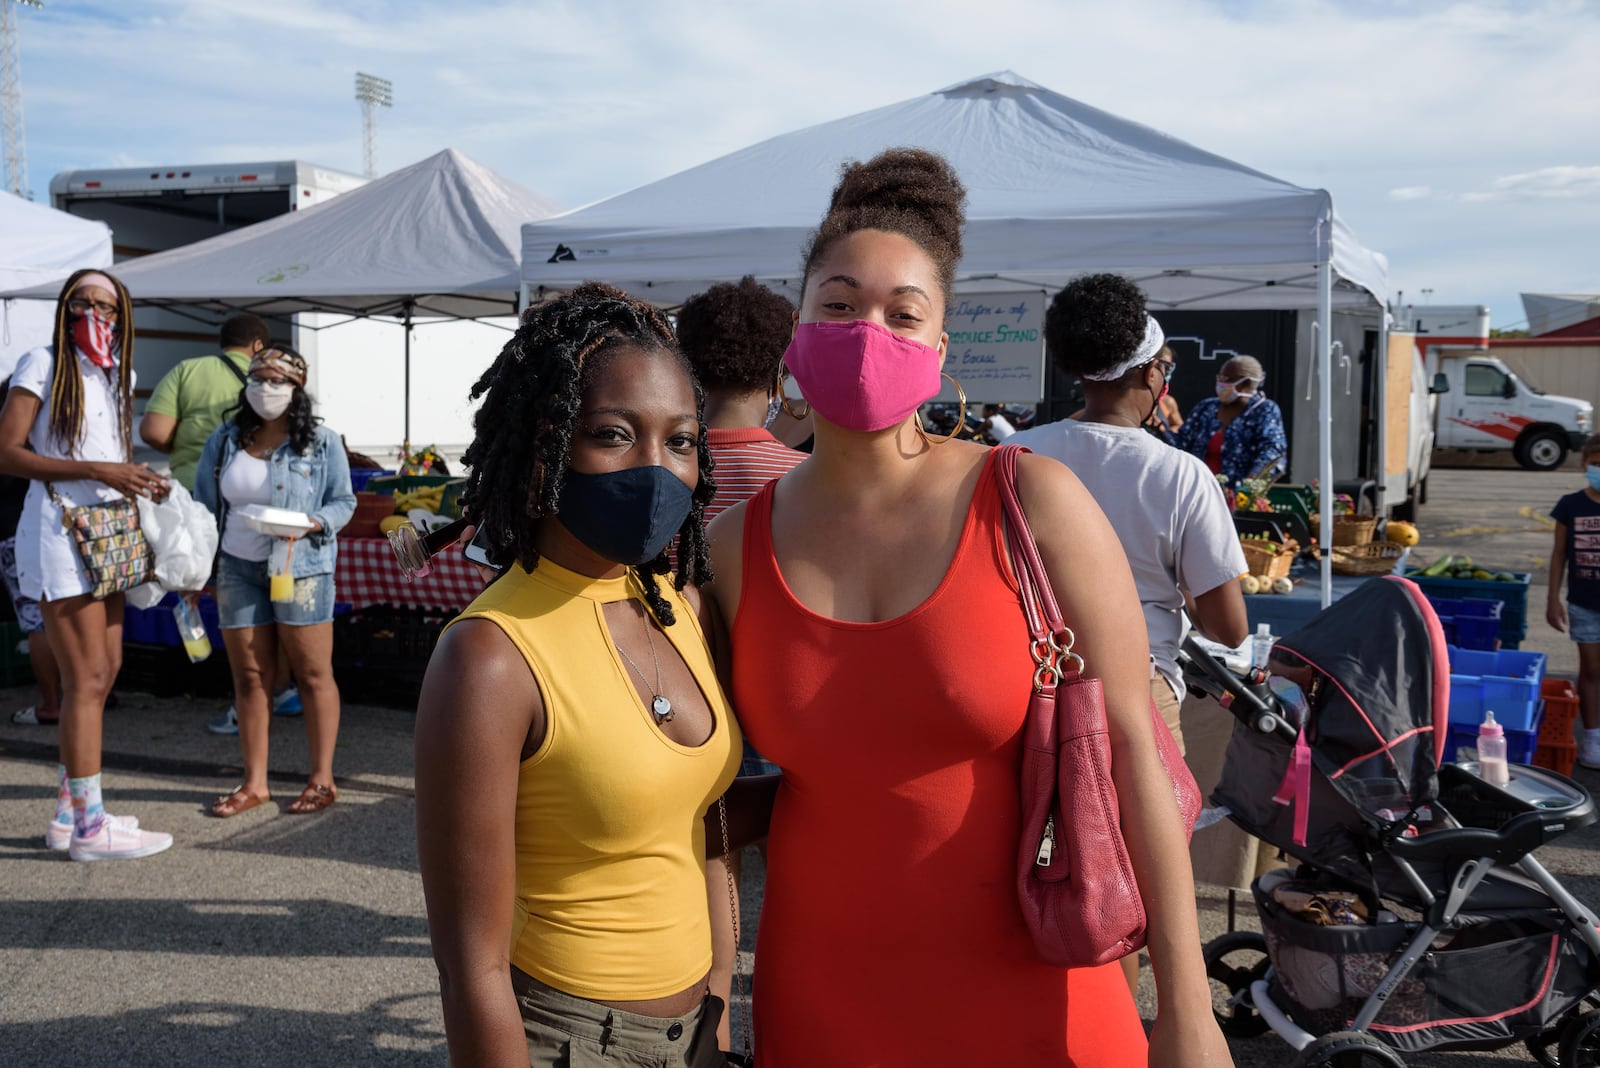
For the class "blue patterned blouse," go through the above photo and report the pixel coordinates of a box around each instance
[1175,394,1288,488]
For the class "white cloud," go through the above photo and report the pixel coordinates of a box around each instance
[1389,186,1434,201]
[1460,166,1600,202]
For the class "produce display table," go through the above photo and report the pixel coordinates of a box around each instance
[1243,554,1408,637]
[334,537,486,612]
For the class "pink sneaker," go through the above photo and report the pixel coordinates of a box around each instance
[46,812,139,852]
[67,819,172,862]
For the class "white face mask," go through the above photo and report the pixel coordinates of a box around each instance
[245,381,294,421]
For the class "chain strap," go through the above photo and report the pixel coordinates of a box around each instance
[716,796,752,1062]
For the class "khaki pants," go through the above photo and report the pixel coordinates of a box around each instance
[512,966,725,1068]
[1180,691,1285,888]
[1152,675,1185,756]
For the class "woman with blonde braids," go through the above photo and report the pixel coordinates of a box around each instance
[0,269,173,861]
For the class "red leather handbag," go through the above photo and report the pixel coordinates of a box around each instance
[993,444,1201,968]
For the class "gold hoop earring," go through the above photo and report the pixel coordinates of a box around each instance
[777,364,809,420]
[914,373,968,446]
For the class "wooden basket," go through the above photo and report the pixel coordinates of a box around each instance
[1313,513,1377,547]
[1241,537,1298,580]
[1330,542,1404,576]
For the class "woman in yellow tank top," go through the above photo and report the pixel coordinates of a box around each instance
[414,284,743,1066]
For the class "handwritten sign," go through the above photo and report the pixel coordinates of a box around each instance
[934,293,1047,403]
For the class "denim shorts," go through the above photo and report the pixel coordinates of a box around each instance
[1570,602,1600,644]
[215,551,334,630]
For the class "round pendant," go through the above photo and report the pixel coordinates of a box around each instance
[652,695,674,723]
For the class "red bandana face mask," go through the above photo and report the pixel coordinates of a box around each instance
[71,311,118,369]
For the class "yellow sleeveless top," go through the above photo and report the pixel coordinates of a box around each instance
[450,558,741,1000]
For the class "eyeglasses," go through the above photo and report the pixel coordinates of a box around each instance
[1154,360,1176,383]
[1216,374,1252,385]
[66,297,118,318]
[248,374,293,387]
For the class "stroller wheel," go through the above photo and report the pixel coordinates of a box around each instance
[1561,1010,1600,1067]
[1203,931,1271,1037]
[1293,1030,1406,1068]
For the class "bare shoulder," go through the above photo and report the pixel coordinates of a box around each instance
[417,616,539,746]
[1013,450,1100,529]
[704,500,749,623]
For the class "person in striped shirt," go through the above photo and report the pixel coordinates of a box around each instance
[675,275,805,1053]
[676,276,809,525]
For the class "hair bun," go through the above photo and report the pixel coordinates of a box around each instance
[828,148,967,250]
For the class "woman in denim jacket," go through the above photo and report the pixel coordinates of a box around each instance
[1174,355,1288,489]
[194,346,355,818]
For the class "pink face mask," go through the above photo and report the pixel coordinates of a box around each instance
[781,320,943,433]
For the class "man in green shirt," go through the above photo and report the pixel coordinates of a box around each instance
[139,313,269,490]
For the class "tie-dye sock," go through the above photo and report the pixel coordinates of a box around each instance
[68,774,105,837]
[54,764,72,825]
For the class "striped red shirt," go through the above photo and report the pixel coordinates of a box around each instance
[704,427,807,523]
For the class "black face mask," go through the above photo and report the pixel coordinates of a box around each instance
[555,465,694,567]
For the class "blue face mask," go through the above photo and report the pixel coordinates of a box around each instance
[556,465,694,567]
[1587,465,1600,492]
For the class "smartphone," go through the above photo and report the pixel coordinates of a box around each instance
[463,524,505,572]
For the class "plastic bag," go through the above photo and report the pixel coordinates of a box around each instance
[128,481,220,608]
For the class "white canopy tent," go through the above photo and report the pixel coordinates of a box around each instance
[520,71,1390,604]
[0,190,113,377]
[2,148,562,447]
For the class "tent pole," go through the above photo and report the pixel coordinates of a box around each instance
[1317,222,1334,609]
[403,300,414,459]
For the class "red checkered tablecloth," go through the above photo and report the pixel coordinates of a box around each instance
[334,537,488,612]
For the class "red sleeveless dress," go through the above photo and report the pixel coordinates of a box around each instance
[731,453,1146,1067]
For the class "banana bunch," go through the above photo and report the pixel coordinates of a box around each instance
[393,484,446,515]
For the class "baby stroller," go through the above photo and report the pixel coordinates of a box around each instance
[1179,575,1600,1066]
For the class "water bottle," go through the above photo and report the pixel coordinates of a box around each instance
[1250,622,1274,671]
[1478,709,1509,785]
[173,596,212,663]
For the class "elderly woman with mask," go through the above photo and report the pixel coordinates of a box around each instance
[1175,354,1288,488]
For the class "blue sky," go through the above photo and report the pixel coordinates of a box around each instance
[11,0,1600,328]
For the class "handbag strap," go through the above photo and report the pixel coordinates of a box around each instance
[216,351,250,386]
[716,796,753,1061]
[992,444,1083,687]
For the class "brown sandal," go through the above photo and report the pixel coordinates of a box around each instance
[212,786,270,818]
[286,782,337,814]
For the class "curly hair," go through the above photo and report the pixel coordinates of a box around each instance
[1044,273,1151,382]
[461,282,714,627]
[800,148,967,310]
[226,344,322,455]
[48,269,136,457]
[675,276,795,394]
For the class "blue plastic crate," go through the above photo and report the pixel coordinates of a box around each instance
[1406,570,1531,645]
[1427,596,1503,651]
[1445,705,1542,766]
[350,468,396,492]
[1446,646,1547,730]
[123,593,223,650]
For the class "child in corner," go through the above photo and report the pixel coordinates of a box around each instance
[1547,436,1600,769]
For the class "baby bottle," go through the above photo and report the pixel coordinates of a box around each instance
[1477,709,1510,785]
[173,595,212,663]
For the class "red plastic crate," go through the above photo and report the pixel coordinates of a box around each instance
[1540,678,1580,748]
[1535,743,1577,777]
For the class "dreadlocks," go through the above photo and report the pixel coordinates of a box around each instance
[48,269,136,458]
[461,282,715,627]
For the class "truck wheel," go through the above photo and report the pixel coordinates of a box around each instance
[1517,430,1568,471]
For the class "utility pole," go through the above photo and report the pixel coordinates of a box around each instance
[353,71,392,179]
[1,0,43,199]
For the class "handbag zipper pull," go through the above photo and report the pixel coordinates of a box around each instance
[1035,815,1055,866]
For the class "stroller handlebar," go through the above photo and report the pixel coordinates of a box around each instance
[1178,634,1301,745]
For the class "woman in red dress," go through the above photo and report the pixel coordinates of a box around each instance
[707,150,1232,1067]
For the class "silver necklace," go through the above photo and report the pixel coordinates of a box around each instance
[615,609,674,724]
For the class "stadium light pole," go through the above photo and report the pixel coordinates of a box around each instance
[1,0,43,199]
[354,71,392,179]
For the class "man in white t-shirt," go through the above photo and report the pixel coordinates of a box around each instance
[1012,274,1248,746]
[1012,272,1249,995]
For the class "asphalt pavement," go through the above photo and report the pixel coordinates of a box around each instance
[1,463,1598,1066]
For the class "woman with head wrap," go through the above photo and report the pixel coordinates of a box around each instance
[194,345,355,817]
[1174,354,1288,488]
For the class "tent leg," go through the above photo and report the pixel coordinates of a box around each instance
[403,301,413,458]
[1317,230,1334,608]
